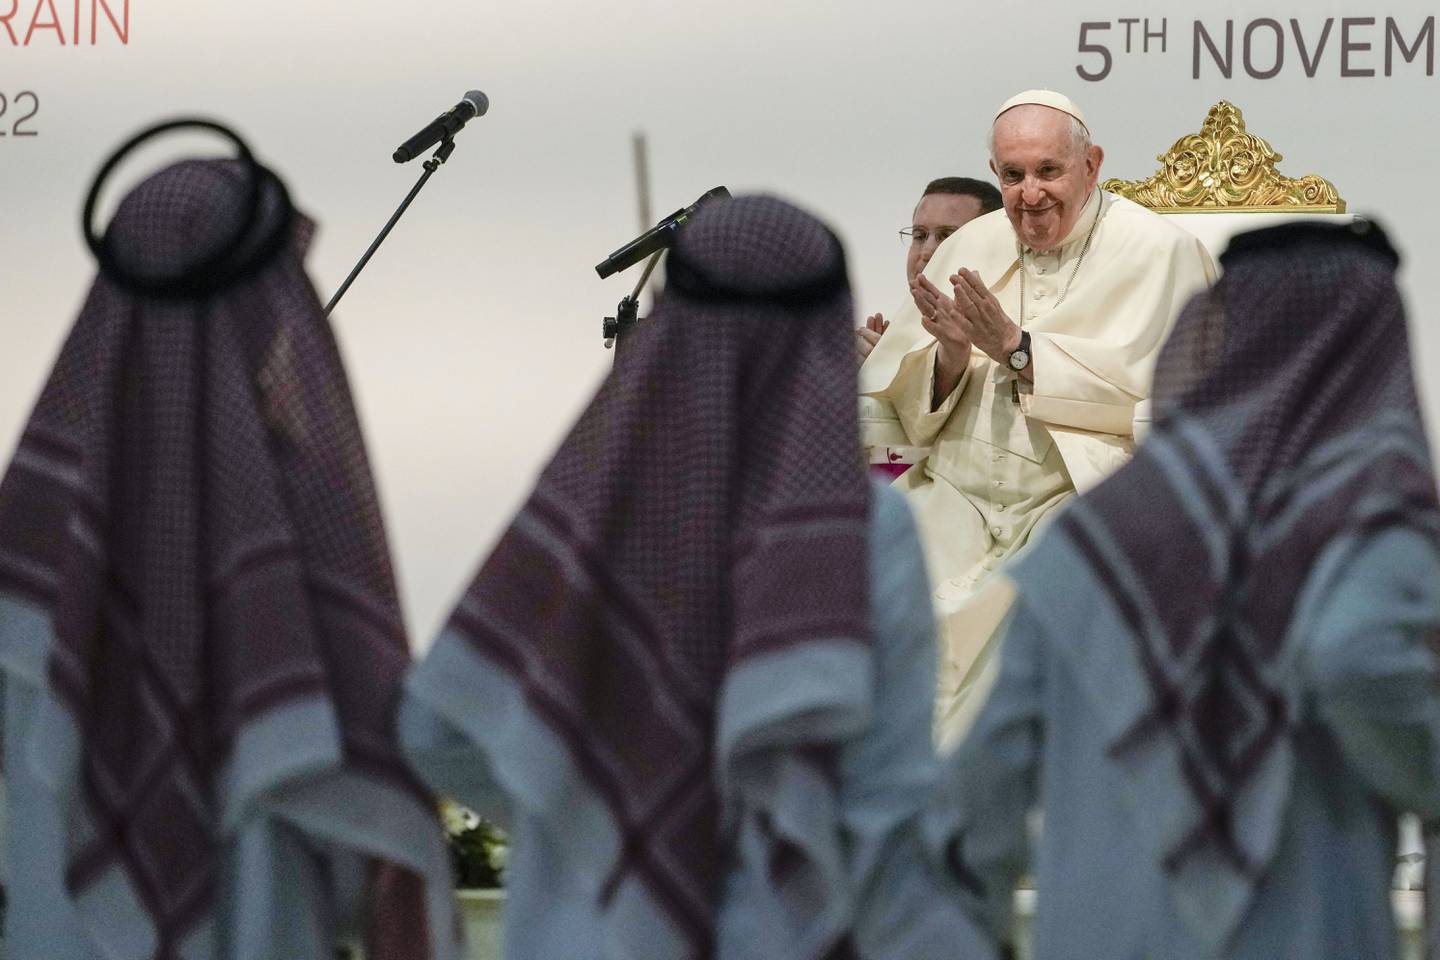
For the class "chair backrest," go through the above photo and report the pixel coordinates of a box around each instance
[1102,100,1351,259]
[1109,101,1352,442]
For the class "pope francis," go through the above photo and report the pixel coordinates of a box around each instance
[858,90,1218,745]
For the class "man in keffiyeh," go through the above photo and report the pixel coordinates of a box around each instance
[931,220,1440,959]
[0,153,455,959]
[400,195,991,960]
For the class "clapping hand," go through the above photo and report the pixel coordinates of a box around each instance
[856,312,889,362]
[911,268,1025,403]
[915,268,1021,364]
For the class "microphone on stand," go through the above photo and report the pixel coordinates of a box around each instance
[595,186,730,278]
[393,90,489,163]
[325,91,489,315]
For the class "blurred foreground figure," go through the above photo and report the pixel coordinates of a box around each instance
[0,156,455,959]
[934,221,1440,959]
[401,195,991,959]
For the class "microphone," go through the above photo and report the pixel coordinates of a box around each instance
[393,90,489,163]
[595,186,731,278]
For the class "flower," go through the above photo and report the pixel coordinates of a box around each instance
[439,799,508,889]
[441,800,480,836]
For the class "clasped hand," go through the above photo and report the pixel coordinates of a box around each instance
[909,268,1022,367]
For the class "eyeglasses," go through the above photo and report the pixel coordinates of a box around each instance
[899,226,959,247]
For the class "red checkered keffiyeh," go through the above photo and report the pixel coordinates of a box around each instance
[1044,220,1439,943]
[0,158,453,959]
[405,195,873,959]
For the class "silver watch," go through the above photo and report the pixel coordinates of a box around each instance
[1008,330,1032,371]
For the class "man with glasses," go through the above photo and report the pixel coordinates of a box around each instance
[856,177,1001,362]
[862,179,1000,484]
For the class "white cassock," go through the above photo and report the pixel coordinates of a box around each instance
[858,187,1217,746]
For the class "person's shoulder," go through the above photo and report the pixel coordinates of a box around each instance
[1101,193,1213,256]
[959,206,1014,243]
[1100,192,1203,247]
[927,208,1016,276]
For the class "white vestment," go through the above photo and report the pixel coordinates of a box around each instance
[858,189,1218,745]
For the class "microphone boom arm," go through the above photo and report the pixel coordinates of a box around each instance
[602,249,664,351]
[324,137,457,317]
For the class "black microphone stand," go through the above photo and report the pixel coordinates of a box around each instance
[602,250,663,353]
[324,136,457,317]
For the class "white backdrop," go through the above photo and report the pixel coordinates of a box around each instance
[2,0,1437,646]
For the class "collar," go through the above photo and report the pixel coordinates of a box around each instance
[1021,187,1102,258]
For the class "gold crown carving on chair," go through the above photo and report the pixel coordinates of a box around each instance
[1101,101,1345,214]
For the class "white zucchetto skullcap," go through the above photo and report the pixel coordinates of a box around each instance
[994,90,1089,133]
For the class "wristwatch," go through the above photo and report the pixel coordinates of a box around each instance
[1007,329,1032,371]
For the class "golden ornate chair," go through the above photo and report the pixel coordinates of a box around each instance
[1105,101,1352,440]
[1103,100,1350,258]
